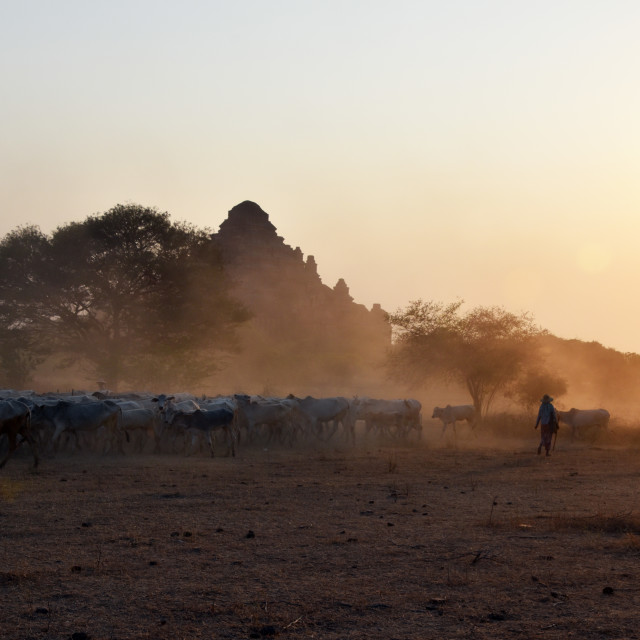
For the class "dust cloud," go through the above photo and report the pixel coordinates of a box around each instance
[18,308,640,438]
[5,199,640,449]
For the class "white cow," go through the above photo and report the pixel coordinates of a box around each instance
[291,396,353,443]
[234,394,305,446]
[352,398,422,439]
[432,405,476,435]
[120,408,158,453]
[151,394,200,422]
[151,394,201,451]
[557,408,610,439]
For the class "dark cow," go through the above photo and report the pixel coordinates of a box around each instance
[557,408,610,439]
[0,399,39,469]
[32,400,124,454]
[169,408,237,457]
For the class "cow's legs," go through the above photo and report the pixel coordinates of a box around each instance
[21,430,39,468]
[229,426,236,457]
[323,420,339,442]
[51,424,65,453]
[185,433,198,456]
[0,432,17,469]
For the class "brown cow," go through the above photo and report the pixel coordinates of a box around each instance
[0,399,39,469]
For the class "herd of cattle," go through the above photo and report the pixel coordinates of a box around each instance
[0,391,423,469]
[0,390,612,470]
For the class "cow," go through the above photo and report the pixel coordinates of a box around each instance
[0,389,35,399]
[169,408,237,457]
[353,398,423,439]
[432,405,476,436]
[151,394,200,422]
[234,394,306,446]
[105,399,144,412]
[32,400,125,454]
[54,394,102,404]
[104,399,154,451]
[199,396,237,414]
[0,399,39,469]
[557,408,610,439]
[119,408,158,453]
[291,396,353,443]
[150,395,201,451]
[402,398,423,436]
[16,395,59,452]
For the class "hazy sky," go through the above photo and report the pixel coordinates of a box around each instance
[2,1,639,352]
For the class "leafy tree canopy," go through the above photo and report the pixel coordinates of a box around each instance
[506,368,568,413]
[387,299,543,417]
[0,204,250,390]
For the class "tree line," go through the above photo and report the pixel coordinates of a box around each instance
[0,204,249,390]
[386,299,566,417]
[0,202,610,414]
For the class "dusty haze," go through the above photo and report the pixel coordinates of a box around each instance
[2,4,639,353]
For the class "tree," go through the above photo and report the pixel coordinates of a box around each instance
[0,225,54,387]
[0,205,250,390]
[506,368,568,414]
[0,327,47,389]
[387,300,542,417]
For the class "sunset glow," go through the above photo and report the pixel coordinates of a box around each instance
[1,1,639,352]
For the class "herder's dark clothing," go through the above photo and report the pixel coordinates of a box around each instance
[535,400,558,456]
[536,402,557,428]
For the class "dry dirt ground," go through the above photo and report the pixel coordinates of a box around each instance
[2,433,640,640]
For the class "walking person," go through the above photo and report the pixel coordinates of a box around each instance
[535,394,558,457]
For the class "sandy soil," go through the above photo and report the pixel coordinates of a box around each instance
[2,436,640,639]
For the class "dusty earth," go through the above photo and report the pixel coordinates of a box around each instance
[2,432,640,640]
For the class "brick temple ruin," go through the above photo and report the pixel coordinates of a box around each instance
[211,201,391,394]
